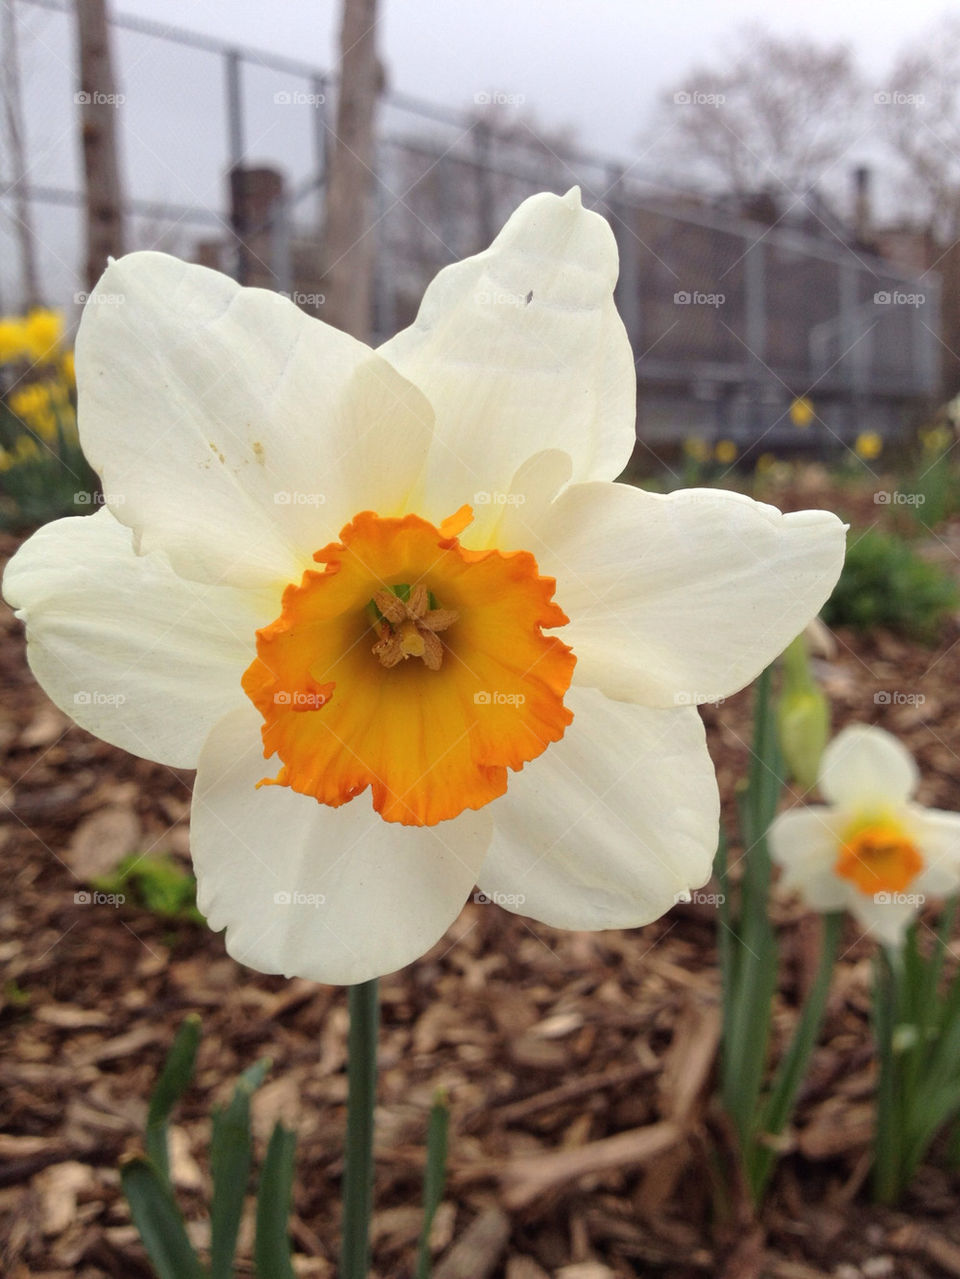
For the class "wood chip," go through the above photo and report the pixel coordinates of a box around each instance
[433,1207,511,1279]
[67,806,141,880]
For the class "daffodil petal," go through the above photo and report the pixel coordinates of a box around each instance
[909,807,960,895]
[191,704,493,985]
[819,725,918,810]
[2,509,265,766]
[509,481,845,706]
[378,188,635,526]
[75,252,435,587]
[848,893,917,947]
[475,687,718,930]
[768,807,849,909]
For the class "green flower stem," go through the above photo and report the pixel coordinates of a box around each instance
[873,948,901,1204]
[748,910,844,1201]
[340,978,380,1279]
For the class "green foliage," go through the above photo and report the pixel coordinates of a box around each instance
[0,394,98,531]
[873,902,960,1204]
[718,666,842,1205]
[94,854,204,924]
[416,1090,450,1279]
[822,528,959,644]
[121,1016,297,1279]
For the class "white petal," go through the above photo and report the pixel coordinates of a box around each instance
[768,807,848,910]
[476,687,718,930]
[910,807,960,896]
[848,892,918,947]
[378,188,635,525]
[3,510,266,767]
[191,705,493,985]
[513,481,846,707]
[819,725,918,810]
[76,252,436,587]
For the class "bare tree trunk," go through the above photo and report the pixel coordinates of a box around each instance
[75,0,125,291]
[2,0,41,309]
[319,0,380,342]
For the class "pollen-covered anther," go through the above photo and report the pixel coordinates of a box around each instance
[371,583,458,672]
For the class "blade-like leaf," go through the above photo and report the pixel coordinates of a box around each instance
[146,1014,202,1183]
[254,1122,298,1279]
[750,911,843,1198]
[121,1155,206,1279]
[209,1084,255,1279]
[416,1090,450,1279]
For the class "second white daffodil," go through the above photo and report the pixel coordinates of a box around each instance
[770,725,960,945]
[4,188,846,984]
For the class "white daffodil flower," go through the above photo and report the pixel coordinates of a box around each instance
[769,724,960,947]
[4,189,846,984]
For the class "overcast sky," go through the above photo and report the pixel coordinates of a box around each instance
[115,0,954,156]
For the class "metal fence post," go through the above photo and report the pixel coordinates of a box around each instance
[744,235,766,437]
[473,120,495,253]
[840,260,870,439]
[225,48,246,282]
[312,72,328,228]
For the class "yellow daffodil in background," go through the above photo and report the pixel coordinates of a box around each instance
[714,439,737,465]
[683,435,710,463]
[919,424,952,454]
[789,396,814,429]
[0,318,26,364]
[9,383,58,442]
[769,725,960,946]
[22,308,64,363]
[0,435,43,471]
[855,430,883,461]
[3,189,846,985]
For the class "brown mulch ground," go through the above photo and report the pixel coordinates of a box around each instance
[4,487,960,1279]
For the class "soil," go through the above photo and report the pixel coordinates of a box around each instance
[4,485,960,1279]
